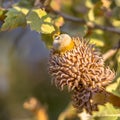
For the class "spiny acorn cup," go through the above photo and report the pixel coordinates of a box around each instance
[48,34,115,113]
[72,85,107,114]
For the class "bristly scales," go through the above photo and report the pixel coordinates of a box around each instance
[48,36,115,113]
[48,37,114,90]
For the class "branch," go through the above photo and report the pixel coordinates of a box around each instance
[103,40,120,61]
[53,11,120,35]
[103,49,117,61]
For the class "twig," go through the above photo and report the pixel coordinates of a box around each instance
[55,11,86,23]
[103,40,120,61]
[53,11,120,35]
[103,49,117,61]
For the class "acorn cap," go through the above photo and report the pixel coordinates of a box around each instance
[48,37,115,90]
[48,35,115,113]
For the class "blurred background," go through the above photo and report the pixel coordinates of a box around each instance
[0,27,71,120]
[0,0,120,120]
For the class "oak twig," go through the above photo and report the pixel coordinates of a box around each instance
[103,40,120,61]
[53,11,120,35]
[103,49,117,61]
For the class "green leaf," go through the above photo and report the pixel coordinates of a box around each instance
[106,51,120,97]
[41,34,53,49]
[92,103,120,120]
[1,8,26,31]
[27,9,55,34]
[106,78,120,97]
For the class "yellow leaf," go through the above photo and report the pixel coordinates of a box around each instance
[112,19,120,27]
[33,9,47,18]
[88,8,95,21]
[90,30,105,47]
[90,39,104,47]
[41,24,55,34]
[13,6,29,15]
[85,0,94,8]
[54,16,64,27]
[44,17,52,23]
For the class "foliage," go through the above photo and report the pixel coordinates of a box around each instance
[0,0,120,120]
[27,9,55,34]
[1,8,26,31]
[92,103,120,120]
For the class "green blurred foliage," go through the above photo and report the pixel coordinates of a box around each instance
[92,103,120,120]
[1,8,26,31]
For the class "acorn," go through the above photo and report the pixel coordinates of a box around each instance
[48,34,115,113]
